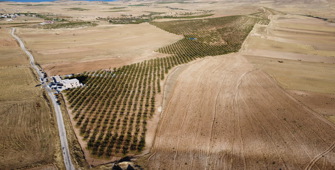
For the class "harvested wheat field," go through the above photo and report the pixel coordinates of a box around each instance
[240,13,335,128]
[0,27,61,169]
[145,53,335,169]
[17,23,181,76]
[242,15,335,61]
[0,27,26,67]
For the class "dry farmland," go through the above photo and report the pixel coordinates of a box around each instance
[17,23,181,76]
[241,14,335,124]
[62,12,268,165]
[0,27,61,169]
[145,53,335,169]
[142,13,335,169]
[1,0,335,169]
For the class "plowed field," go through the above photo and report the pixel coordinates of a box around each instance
[146,53,335,169]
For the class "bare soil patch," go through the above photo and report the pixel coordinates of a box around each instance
[288,90,335,122]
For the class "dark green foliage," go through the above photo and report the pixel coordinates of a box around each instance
[42,21,97,29]
[155,14,213,19]
[152,15,268,56]
[68,8,89,11]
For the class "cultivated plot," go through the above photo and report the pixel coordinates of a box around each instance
[63,13,268,165]
[0,27,60,169]
[146,53,335,169]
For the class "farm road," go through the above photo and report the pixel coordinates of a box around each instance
[11,28,74,170]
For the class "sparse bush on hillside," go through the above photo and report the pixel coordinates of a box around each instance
[68,8,89,11]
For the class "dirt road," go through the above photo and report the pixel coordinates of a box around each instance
[146,53,335,169]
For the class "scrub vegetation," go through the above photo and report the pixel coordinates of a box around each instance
[67,8,89,11]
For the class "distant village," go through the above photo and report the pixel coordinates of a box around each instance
[0,13,27,21]
[0,12,55,25]
[0,12,41,19]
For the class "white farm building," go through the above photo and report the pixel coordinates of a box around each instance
[60,79,82,90]
[50,76,83,91]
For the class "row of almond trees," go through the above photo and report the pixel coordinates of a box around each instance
[64,14,269,157]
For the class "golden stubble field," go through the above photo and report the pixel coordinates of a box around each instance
[17,23,182,76]
[241,14,335,120]
[0,27,62,169]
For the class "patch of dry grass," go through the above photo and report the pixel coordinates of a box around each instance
[0,98,56,169]
[0,67,40,101]
[0,28,27,67]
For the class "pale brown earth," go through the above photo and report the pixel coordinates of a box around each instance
[0,27,27,67]
[241,15,335,94]
[267,2,335,22]
[146,53,335,169]
[288,90,335,124]
[242,15,335,59]
[0,27,62,169]
[239,15,335,141]
[245,56,335,94]
[17,23,181,76]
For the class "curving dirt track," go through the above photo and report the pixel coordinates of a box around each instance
[146,53,335,169]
